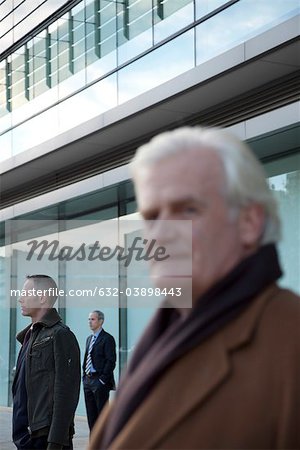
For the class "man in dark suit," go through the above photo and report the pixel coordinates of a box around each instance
[83,310,116,431]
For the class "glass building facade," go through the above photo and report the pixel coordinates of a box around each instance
[0,0,298,159]
[0,0,299,416]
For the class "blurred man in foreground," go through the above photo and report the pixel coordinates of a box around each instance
[13,275,81,450]
[89,127,300,449]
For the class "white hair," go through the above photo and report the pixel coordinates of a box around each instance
[130,126,281,244]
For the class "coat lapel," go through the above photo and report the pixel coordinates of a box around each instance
[109,284,277,449]
[92,329,105,352]
[110,335,230,449]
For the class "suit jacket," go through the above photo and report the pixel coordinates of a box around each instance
[89,284,300,449]
[83,329,116,390]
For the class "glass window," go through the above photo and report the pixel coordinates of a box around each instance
[96,0,117,60]
[196,0,299,65]
[118,29,194,103]
[58,73,117,133]
[0,130,12,162]
[9,47,27,110]
[125,0,153,41]
[265,153,300,294]
[0,238,10,406]
[0,60,8,118]
[12,105,59,154]
[154,0,193,43]
[0,105,12,134]
[0,180,143,410]
[32,32,49,97]
[195,0,228,19]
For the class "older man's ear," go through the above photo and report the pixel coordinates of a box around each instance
[238,203,266,250]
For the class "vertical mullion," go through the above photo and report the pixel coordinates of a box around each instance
[46,30,51,88]
[157,0,164,19]
[24,44,30,100]
[69,11,74,74]
[123,0,129,40]
[5,60,11,113]
[95,0,101,58]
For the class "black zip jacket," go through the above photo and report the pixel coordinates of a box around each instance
[12,308,81,447]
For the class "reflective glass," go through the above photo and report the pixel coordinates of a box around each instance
[118,29,194,103]
[58,73,117,134]
[12,106,59,154]
[117,27,152,65]
[0,111,12,134]
[196,0,299,65]
[11,85,59,127]
[58,70,86,99]
[72,2,85,21]
[196,0,228,19]
[154,1,194,43]
[86,50,117,83]
[73,21,85,43]
[125,0,153,40]
[73,52,86,73]
[85,0,96,22]
[96,0,117,59]
[0,130,12,162]
[11,93,27,109]
[0,238,9,405]
[0,60,6,118]
[265,153,300,294]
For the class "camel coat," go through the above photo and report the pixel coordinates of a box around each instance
[89,284,300,449]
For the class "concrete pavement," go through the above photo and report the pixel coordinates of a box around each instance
[0,407,89,450]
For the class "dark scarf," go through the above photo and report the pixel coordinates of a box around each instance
[101,244,282,448]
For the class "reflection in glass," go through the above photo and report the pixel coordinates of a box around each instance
[154,0,193,43]
[12,107,59,154]
[0,240,9,406]
[265,153,300,294]
[58,73,117,133]
[196,0,299,65]
[117,28,152,66]
[118,30,194,103]
[0,130,12,163]
[195,0,228,19]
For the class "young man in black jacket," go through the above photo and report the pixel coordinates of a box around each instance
[12,275,81,450]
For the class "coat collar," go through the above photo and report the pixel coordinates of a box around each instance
[88,328,105,346]
[16,308,61,344]
[108,284,278,449]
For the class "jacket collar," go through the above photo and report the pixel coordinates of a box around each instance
[109,283,278,449]
[16,308,61,344]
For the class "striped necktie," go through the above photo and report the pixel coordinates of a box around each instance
[85,334,96,375]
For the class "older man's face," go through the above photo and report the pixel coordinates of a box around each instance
[134,148,250,303]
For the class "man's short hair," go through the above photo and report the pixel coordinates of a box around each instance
[92,310,104,321]
[26,274,58,306]
[131,126,280,245]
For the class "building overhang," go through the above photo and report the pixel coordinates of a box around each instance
[0,16,299,206]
